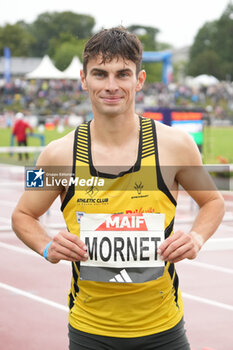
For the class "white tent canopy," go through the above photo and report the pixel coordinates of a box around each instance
[192,74,219,87]
[62,56,83,80]
[25,55,64,79]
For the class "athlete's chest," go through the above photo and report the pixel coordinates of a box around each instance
[73,165,163,216]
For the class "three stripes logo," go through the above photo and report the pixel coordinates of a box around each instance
[109,269,132,283]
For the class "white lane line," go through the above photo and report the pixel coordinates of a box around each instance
[0,200,16,207]
[0,233,14,238]
[0,217,11,224]
[201,238,233,251]
[0,242,70,265]
[0,220,65,232]
[182,292,233,311]
[182,260,233,275]
[0,282,68,312]
[0,226,12,232]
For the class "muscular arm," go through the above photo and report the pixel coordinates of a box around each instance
[158,128,225,263]
[11,136,88,264]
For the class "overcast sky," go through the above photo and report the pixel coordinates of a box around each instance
[0,0,231,48]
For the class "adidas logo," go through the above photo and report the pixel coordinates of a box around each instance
[109,269,132,283]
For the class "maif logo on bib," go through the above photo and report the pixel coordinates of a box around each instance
[80,213,165,283]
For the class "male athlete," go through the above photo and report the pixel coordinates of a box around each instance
[12,27,225,350]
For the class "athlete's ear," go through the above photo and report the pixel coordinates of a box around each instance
[80,70,88,91]
[136,70,146,92]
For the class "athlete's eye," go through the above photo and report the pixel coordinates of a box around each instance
[95,72,104,77]
[118,72,130,78]
[92,71,106,78]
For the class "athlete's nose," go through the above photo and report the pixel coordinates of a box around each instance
[105,75,119,93]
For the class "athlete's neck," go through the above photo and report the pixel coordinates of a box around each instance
[90,113,140,147]
[90,113,140,170]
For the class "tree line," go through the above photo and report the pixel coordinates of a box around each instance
[0,2,232,81]
[187,2,233,81]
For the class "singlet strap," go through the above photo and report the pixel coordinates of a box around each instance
[61,122,88,212]
[151,120,177,206]
[141,117,155,159]
[75,122,89,164]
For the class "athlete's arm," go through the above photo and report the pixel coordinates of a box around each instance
[158,131,225,263]
[11,138,88,264]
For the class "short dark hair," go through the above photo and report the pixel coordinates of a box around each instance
[82,26,143,76]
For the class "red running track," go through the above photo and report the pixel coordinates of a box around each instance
[0,165,233,350]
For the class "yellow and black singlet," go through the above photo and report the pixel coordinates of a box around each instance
[61,116,184,338]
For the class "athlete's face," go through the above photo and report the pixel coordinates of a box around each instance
[80,55,146,117]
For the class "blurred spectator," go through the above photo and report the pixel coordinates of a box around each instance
[12,112,33,160]
[1,77,232,121]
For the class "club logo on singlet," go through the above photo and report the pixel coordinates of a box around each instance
[86,185,99,198]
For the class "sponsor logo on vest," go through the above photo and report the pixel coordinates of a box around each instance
[126,208,157,214]
[131,181,148,199]
[134,181,143,194]
[76,211,85,224]
[109,269,132,283]
[96,213,147,231]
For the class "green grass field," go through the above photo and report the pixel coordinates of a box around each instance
[0,125,233,165]
[202,126,233,164]
[0,127,74,165]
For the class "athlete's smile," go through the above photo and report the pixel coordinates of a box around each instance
[100,95,123,104]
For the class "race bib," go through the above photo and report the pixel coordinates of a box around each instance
[80,213,165,283]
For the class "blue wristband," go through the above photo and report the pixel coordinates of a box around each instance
[43,241,52,260]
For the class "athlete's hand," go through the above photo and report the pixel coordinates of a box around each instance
[157,230,204,263]
[46,230,88,264]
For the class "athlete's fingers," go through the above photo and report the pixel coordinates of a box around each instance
[158,231,191,261]
[47,251,85,264]
[158,231,188,259]
[60,230,88,252]
[50,241,87,262]
[46,230,88,263]
[158,231,182,255]
[158,230,203,263]
[169,251,192,263]
[163,242,194,263]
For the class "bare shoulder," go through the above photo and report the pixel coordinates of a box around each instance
[154,120,202,166]
[37,129,75,167]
